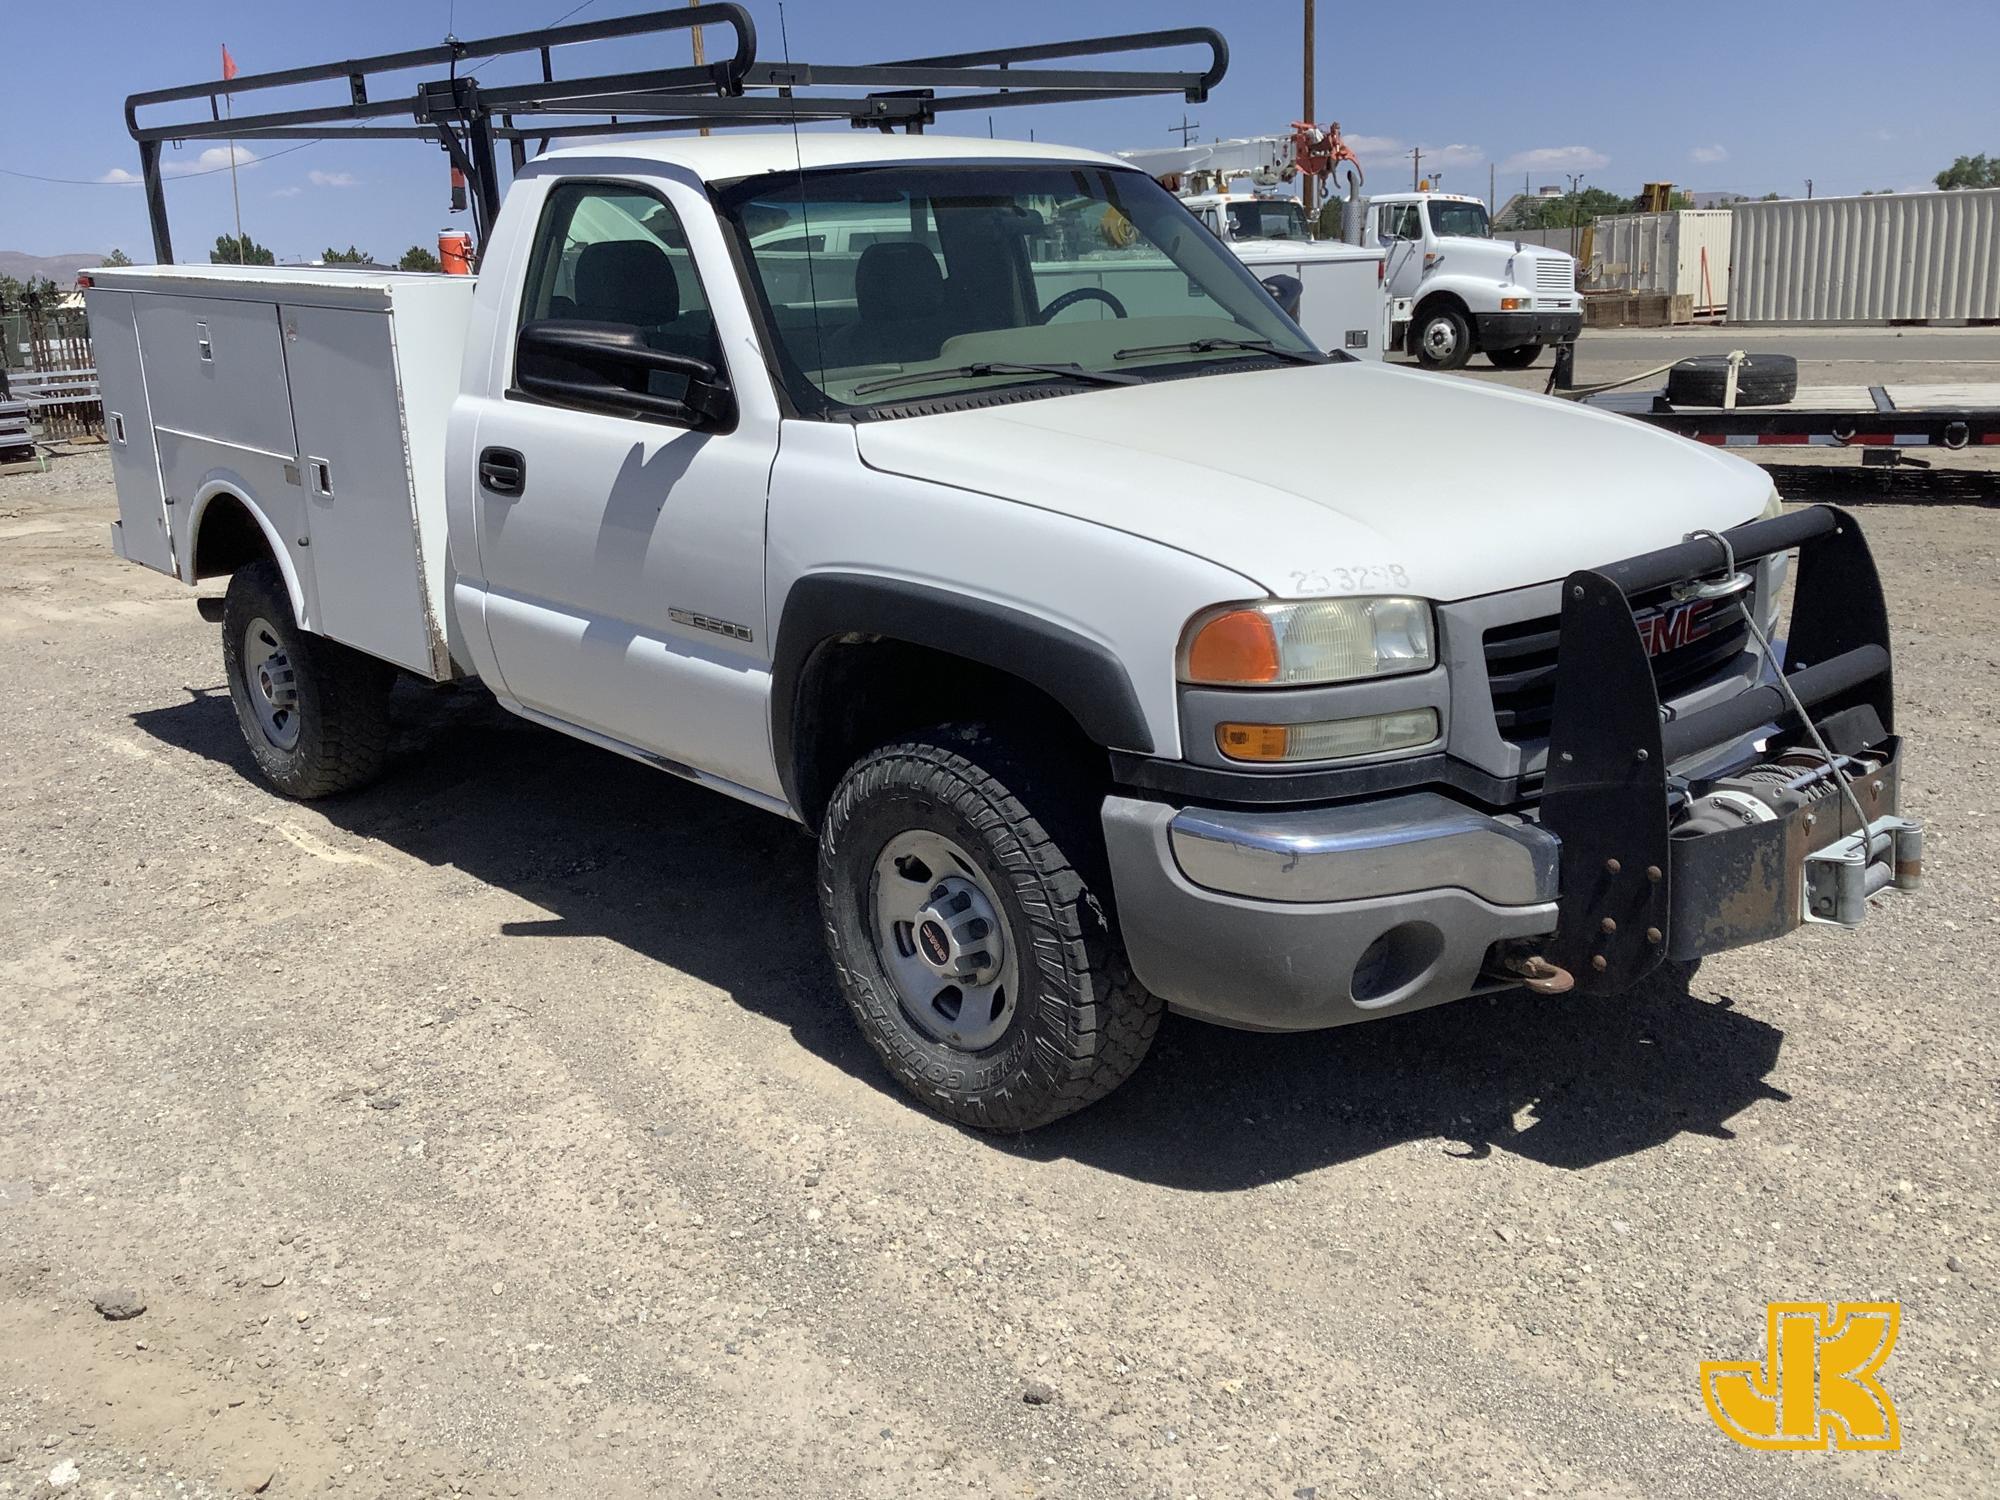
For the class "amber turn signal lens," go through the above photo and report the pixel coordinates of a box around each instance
[1216,710,1440,764]
[1184,608,1280,686]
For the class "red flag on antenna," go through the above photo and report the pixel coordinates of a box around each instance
[222,45,239,81]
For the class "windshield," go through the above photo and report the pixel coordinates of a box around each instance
[718,164,1321,417]
[1426,201,1490,239]
[1224,199,1308,241]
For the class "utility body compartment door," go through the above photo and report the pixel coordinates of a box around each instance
[280,303,434,674]
[88,289,174,574]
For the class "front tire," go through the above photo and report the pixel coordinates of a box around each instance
[1485,343,1542,370]
[818,728,1161,1130]
[221,561,394,799]
[1412,304,1474,370]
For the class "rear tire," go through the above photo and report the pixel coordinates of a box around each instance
[817,727,1161,1131]
[221,561,394,799]
[1412,304,1474,370]
[1485,343,1543,370]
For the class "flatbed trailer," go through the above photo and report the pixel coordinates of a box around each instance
[1581,381,2000,457]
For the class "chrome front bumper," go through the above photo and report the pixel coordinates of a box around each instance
[1169,794,1559,907]
[1101,794,1560,1032]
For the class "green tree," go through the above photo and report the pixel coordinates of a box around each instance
[1934,154,2000,190]
[101,248,134,267]
[321,245,373,264]
[211,233,275,266]
[398,244,442,272]
[1513,186,1635,230]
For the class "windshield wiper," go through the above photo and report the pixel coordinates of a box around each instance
[1112,336,1326,366]
[851,361,1141,398]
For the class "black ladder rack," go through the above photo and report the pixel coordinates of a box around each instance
[123,3,1228,263]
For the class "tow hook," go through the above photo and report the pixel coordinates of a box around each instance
[1498,952,1575,995]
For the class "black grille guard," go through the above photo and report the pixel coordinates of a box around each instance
[1538,504,1899,992]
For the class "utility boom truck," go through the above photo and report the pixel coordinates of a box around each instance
[95,10,1921,1130]
[1368,192,1581,369]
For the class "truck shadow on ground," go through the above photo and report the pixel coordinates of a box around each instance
[134,682,1790,1193]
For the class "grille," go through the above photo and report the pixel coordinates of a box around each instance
[1482,589,1752,740]
[1533,258,1574,293]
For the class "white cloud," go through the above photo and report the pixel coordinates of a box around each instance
[308,169,359,188]
[1343,133,1404,157]
[155,145,259,178]
[1500,145,1609,174]
[98,168,142,185]
[272,185,304,198]
[1427,143,1485,170]
[1691,144,1729,164]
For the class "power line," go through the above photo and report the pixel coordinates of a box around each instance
[465,0,598,75]
[0,139,324,188]
[14,0,598,192]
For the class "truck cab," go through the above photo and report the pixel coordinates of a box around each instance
[1368,192,1581,370]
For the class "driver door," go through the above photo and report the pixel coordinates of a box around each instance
[1380,204,1427,298]
[468,179,781,799]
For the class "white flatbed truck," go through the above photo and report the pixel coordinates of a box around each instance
[95,10,1923,1129]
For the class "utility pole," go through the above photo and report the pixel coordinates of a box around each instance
[1489,161,1495,214]
[1410,145,1423,190]
[1301,0,1316,219]
[1566,173,1587,259]
[1168,114,1200,147]
[1805,177,1814,199]
[688,0,709,137]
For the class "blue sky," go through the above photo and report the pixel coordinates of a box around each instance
[3,0,1996,261]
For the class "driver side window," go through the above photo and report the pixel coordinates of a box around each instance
[1380,205,1422,241]
[520,182,721,405]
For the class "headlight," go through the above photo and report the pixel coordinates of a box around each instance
[1179,597,1435,687]
[1757,489,1787,632]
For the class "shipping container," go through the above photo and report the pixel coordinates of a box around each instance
[1588,210,1731,314]
[1729,189,2000,324]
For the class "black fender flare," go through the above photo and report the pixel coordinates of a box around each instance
[770,573,1153,809]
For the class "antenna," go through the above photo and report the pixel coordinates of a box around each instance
[777,1,827,379]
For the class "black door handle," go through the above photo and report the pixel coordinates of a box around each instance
[479,446,525,496]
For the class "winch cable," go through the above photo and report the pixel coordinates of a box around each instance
[1681,527,1873,846]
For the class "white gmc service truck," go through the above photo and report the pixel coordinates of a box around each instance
[96,21,1919,1131]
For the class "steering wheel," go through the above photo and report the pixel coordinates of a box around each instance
[1038,286,1128,322]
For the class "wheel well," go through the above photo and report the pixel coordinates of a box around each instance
[788,637,1101,831]
[1412,290,1469,327]
[192,492,276,580]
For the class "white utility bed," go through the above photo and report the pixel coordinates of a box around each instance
[87,264,475,678]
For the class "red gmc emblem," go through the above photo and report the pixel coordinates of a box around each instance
[1634,597,1715,657]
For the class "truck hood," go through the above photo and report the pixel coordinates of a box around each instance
[852,362,1772,602]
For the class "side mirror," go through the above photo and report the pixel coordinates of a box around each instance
[516,319,734,431]
[1258,273,1304,322]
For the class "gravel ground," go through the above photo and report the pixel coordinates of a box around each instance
[1,448,1995,1500]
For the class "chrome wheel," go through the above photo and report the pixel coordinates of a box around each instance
[242,616,301,751]
[1421,315,1460,361]
[869,829,1017,1051]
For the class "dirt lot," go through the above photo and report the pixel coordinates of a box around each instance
[1,448,1995,1500]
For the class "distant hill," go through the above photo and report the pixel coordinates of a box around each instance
[0,251,106,285]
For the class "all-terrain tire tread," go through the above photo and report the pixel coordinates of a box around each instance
[818,729,1161,1131]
